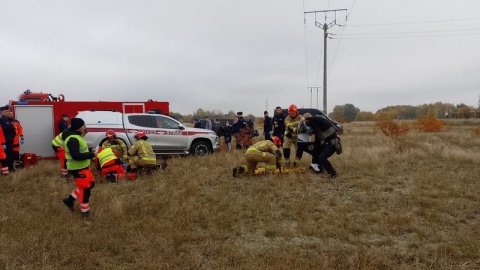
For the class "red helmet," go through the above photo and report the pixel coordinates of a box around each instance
[270,136,282,147]
[106,130,116,138]
[134,131,147,139]
[288,104,298,114]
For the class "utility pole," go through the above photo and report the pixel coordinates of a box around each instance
[304,9,347,114]
[308,86,320,109]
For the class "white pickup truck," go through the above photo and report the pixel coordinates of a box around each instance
[76,111,220,156]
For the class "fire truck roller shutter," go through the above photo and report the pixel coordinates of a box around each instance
[13,105,56,157]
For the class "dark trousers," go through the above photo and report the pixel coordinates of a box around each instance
[316,143,337,176]
[5,147,14,171]
[296,142,318,163]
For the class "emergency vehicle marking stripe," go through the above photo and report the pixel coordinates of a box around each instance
[86,127,211,136]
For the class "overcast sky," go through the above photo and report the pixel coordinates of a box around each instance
[1,0,479,116]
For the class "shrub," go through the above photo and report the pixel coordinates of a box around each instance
[473,127,480,137]
[416,110,445,132]
[374,119,411,137]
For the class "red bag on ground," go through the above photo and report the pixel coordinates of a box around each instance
[22,153,39,168]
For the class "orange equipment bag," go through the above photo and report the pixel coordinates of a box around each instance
[22,153,39,168]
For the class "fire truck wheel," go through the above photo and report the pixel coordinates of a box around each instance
[190,141,211,157]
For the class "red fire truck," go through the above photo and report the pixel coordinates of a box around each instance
[9,90,170,158]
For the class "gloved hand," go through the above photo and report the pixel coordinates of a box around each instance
[20,138,24,145]
[122,163,129,171]
[269,131,273,135]
[2,144,6,150]
[287,126,294,133]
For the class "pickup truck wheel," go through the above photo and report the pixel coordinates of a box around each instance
[190,141,211,156]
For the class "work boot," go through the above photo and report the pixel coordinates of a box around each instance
[82,211,90,218]
[232,167,238,177]
[63,197,75,212]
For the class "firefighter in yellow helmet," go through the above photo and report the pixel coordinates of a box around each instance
[232,136,282,177]
[127,131,157,173]
[283,104,303,168]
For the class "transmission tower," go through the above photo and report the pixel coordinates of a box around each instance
[304,8,347,114]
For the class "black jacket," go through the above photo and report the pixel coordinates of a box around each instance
[272,113,286,136]
[0,116,16,147]
[263,116,273,132]
[62,128,95,162]
[59,119,69,133]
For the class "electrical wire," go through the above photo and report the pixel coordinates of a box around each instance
[347,16,480,27]
[332,31,480,39]
[332,27,480,36]
[303,0,310,89]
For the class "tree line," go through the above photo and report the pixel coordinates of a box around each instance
[169,102,479,123]
[329,102,480,122]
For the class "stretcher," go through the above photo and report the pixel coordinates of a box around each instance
[254,167,307,175]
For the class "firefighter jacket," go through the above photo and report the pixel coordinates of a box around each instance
[0,115,15,147]
[284,114,302,140]
[128,139,156,166]
[62,129,94,171]
[101,139,128,162]
[11,119,23,150]
[246,140,281,159]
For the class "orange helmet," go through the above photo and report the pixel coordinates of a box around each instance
[106,130,116,138]
[288,104,298,114]
[270,136,282,147]
[134,131,147,139]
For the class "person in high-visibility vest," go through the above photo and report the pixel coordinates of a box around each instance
[62,118,96,218]
[127,131,157,173]
[97,147,126,182]
[232,136,283,177]
[51,132,68,179]
[0,125,8,175]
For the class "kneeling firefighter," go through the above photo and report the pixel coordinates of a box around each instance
[232,136,283,177]
[96,147,127,182]
[127,131,157,172]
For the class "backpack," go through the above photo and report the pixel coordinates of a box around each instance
[22,153,39,168]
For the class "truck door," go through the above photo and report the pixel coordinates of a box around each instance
[153,115,188,150]
[13,105,55,157]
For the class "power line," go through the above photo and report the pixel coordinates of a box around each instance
[346,16,480,27]
[332,31,480,39]
[332,27,480,35]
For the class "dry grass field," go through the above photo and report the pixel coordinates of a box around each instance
[1,119,479,269]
